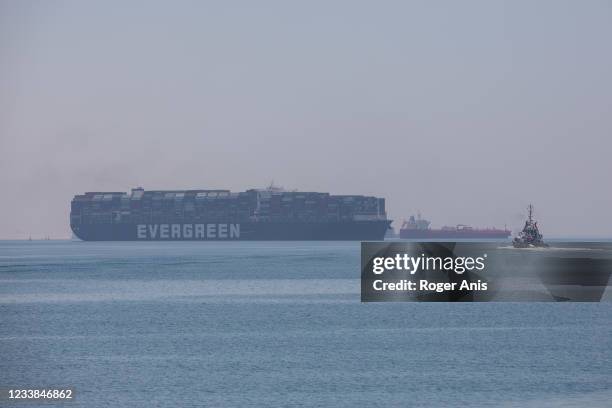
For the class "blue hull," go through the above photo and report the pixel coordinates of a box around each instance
[71,221,391,241]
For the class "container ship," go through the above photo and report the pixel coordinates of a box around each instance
[399,214,510,239]
[70,187,391,241]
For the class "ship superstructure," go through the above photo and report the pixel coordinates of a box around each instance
[70,187,390,241]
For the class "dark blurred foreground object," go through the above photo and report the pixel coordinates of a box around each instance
[538,257,612,301]
[513,204,548,248]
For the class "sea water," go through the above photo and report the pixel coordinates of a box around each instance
[1,240,611,407]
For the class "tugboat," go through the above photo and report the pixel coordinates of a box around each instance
[513,204,548,248]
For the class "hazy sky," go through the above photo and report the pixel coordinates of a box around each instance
[1,0,611,238]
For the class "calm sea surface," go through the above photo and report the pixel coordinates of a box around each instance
[1,240,611,407]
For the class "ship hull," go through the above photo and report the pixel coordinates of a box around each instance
[71,220,391,241]
[399,229,510,239]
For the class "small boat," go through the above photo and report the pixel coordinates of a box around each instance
[512,205,548,248]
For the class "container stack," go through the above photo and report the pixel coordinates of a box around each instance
[71,188,386,225]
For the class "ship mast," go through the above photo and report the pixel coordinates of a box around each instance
[527,204,534,223]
